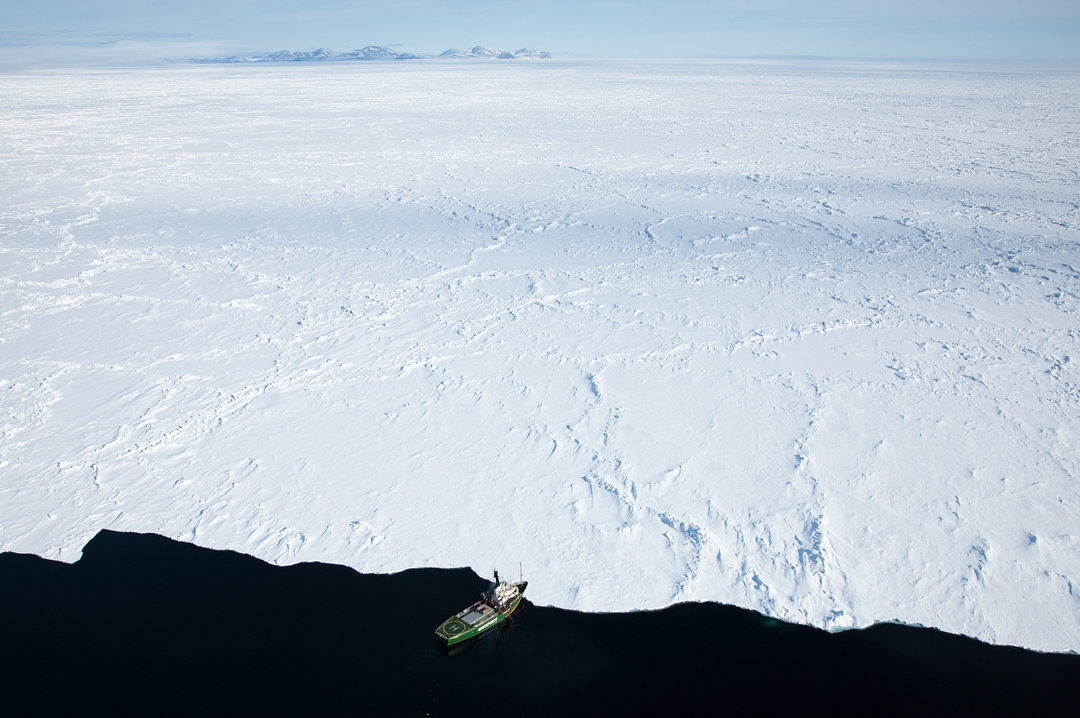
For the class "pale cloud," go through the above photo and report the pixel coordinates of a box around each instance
[0,31,193,48]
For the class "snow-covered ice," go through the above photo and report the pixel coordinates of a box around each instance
[1,59,1078,651]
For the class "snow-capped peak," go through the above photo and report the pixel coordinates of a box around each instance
[190,45,551,64]
[438,46,550,59]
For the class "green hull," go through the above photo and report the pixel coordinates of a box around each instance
[435,581,527,647]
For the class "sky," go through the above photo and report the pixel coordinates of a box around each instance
[1,1,1078,66]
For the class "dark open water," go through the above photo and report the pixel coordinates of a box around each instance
[2,530,1074,716]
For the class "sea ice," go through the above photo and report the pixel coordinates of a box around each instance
[1,59,1077,651]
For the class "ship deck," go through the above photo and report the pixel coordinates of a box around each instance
[460,604,495,626]
[435,582,528,644]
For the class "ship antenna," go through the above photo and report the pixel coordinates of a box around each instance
[519,561,522,583]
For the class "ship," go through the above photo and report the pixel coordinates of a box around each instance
[435,569,527,649]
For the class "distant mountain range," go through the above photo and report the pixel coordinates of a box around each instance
[191,45,551,64]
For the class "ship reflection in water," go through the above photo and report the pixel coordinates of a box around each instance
[2,530,1074,715]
